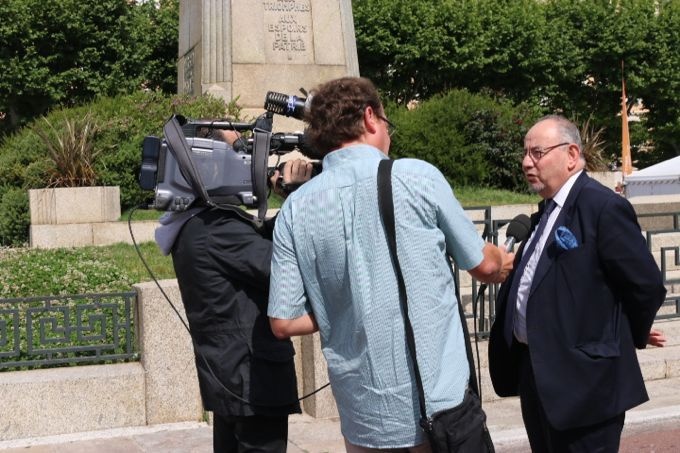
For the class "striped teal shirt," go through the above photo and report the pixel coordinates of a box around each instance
[268,145,484,448]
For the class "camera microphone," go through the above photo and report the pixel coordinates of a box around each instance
[504,214,531,252]
[264,91,311,120]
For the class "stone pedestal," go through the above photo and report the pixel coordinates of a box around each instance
[300,333,338,418]
[135,280,203,425]
[27,186,140,249]
[178,0,359,132]
[29,186,120,225]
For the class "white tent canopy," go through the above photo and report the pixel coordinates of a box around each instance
[624,155,680,198]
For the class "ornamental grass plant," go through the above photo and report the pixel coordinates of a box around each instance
[32,112,101,188]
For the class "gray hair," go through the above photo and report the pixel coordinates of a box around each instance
[535,114,584,162]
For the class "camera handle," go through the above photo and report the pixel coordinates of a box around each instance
[252,127,272,222]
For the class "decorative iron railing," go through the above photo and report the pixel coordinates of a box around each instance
[0,292,137,370]
[648,228,680,321]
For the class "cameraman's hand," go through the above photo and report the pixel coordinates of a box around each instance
[271,159,314,197]
[214,129,241,146]
[283,159,314,185]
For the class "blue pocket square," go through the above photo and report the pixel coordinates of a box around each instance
[555,226,579,250]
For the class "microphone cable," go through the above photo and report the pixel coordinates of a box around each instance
[127,205,330,406]
[471,275,487,404]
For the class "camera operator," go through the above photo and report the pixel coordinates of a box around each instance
[155,127,313,453]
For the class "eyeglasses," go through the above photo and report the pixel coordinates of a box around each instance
[523,142,570,162]
[376,114,397,137]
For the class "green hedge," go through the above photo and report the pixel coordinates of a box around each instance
[387,89,543,191]
[0,187,29,246]
[0,91,230,245]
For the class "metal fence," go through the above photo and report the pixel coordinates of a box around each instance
[0,292,137,370]
[460,206,512,338]
[647,228,680,321]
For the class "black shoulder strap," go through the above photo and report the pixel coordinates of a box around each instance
[163,115,211,205]
[377,159,428,424]
[377,159,481,429]
[164,115,264,230]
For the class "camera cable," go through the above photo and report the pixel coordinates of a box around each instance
[127,205,330,406]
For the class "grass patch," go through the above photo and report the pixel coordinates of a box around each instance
[121,207,163,221]
[102,241,176,284]
[0,242,174,299]
[455,186,539,207]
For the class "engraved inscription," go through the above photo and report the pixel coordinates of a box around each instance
[263,0,313,63]
[183,49,195,95]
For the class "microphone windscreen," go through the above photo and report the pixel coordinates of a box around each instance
[506,214,531,242]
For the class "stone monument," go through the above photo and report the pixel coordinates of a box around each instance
[178,0,359,131]
[178,0,359,418]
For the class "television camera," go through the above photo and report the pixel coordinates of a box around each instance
[138,91,317,221]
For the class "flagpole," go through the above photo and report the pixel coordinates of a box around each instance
[621,61,632,176]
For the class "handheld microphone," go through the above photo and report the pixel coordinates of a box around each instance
[504,214,531,252]
[264,91,312,120]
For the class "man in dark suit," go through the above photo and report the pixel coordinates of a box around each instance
[488,115,667,452]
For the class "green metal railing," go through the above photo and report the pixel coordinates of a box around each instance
[0,292,137,370]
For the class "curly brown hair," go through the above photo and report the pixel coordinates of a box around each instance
[303,77,383,158]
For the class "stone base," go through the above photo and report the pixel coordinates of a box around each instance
[30,220,158,249]
[300,333,338,418]
[0,363,145,441]
[135,280,203,425]
[29,186,120,225]
[630,197,680,231]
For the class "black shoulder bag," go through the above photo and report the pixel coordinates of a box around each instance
[377,159,495,453]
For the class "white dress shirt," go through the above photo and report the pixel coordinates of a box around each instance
[514,170,583,344]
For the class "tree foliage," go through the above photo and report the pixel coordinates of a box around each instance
[0,0,179,136]
[637,0,680,163]
[354,0,680,165]
[354,0,546,102]
[387,89,543,192]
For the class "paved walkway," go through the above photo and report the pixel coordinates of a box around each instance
[1,377,679,452]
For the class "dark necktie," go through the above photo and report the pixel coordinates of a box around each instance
[503,199,556,346]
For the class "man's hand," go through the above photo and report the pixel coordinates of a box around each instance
[213,129,241,146]
[647,329,666,347]
[468,243,514,284]
[270,159,314,197]
[498,246,515,282]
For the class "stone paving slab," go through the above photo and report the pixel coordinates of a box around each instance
[1,377,678,452]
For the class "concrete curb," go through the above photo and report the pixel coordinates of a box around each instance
[0,422,210,450]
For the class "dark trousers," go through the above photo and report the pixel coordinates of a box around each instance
[516,343,625,453]
[213,413,289,453]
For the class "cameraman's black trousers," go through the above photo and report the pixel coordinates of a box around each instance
[213,413,289,453]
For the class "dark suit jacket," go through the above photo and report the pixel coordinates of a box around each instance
[488,172,666,430]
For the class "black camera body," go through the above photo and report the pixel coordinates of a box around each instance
[139,91,316,217]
